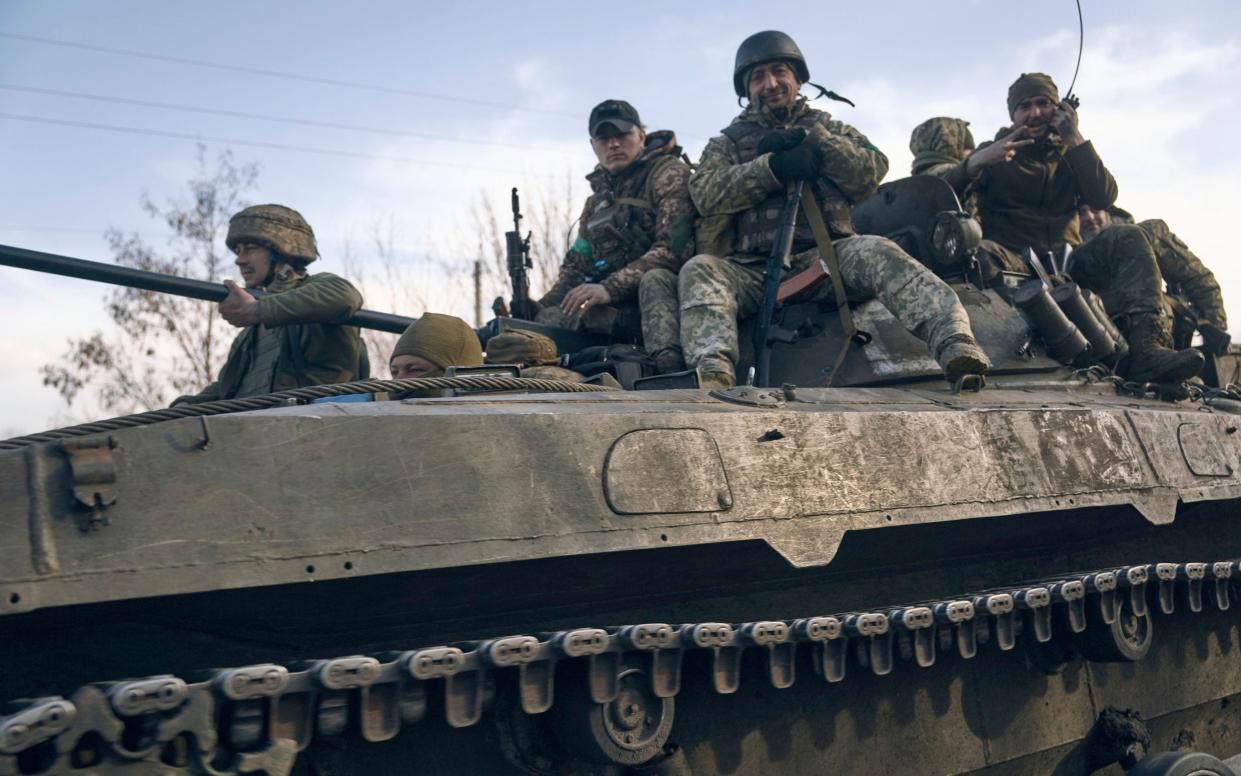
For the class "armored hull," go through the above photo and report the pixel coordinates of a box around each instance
[3,173,1239,774]
[5,377,1241,775]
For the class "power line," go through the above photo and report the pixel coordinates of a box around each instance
[0,83,579,154]
[0,30,577,119]
[0,112,526,174]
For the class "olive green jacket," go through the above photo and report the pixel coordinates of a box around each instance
[942,131,1117,257]
[177,272,366,404]
[1138,219,1227,329]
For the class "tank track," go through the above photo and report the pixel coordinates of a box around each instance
[2,558,1236,775]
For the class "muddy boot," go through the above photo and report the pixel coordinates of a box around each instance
[692,357,736,390]
[651,347,687,375]
[935,334,991,384]
[1122,313,1205,383]
[698,371,736,390]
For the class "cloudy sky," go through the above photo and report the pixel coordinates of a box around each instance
[1,0,1238,434]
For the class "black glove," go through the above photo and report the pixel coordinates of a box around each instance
[756,127,808,156]
[1199,322,1232,357]
[768,143,820,184]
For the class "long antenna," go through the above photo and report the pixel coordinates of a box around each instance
[1065,0,1084,104]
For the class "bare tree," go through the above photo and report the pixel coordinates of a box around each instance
[339,216,439,368]
[41,146,258,414]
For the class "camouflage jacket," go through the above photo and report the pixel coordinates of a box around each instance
[942,129,1117,257]
[177,268,367,404]
[1138,219,1227,329]
[540,131,694,306]
[689,98,888,259]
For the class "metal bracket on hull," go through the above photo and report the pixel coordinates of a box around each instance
[61,435,117,531]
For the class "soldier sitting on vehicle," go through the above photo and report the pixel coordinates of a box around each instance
[531,99,694,375]
[679,30,990,389]
[1079,204,1229,355]
[934,72,1204,383]
[910,117,975,178]
[389,313,483,379]
[173,204,366,405]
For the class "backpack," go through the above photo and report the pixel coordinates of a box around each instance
[566,345,656,390]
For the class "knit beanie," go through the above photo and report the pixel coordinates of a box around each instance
[390,313,483,373]
[1007,72,1060,116]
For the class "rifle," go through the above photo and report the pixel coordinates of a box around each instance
[505,187,533,320]
[751,180,805,387]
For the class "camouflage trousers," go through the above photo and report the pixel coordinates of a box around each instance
[678,235,975,379]
[638,268,685,372]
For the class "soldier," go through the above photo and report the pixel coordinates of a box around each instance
[938,72,1203,383]
[1079,204,1228,352]
[534,99,694,375]
[681,31,990,389]
[173,204,366,405]
[388,313,484,379]
[910,117,975,177]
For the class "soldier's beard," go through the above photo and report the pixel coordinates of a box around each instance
[1024,121,1051,138]
[757,89,792,110]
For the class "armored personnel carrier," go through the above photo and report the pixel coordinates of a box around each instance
[3,177,1241,776]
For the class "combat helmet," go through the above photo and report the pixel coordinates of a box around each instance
[226,204,319,265]
[733,31,810,97]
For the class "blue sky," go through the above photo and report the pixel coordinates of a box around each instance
[1,0,1239,433]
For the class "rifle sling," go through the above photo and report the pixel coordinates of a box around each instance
[799,187,858,386]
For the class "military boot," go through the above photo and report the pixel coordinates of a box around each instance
[1122,312,1205,383]
[697,371,735,390]
[694,357,736,390]
[935,334,991,384]
[651,346,687,375]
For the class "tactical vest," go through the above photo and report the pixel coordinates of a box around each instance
[577,154,679,281]
[234,323,283,397]
[723,111,855,257]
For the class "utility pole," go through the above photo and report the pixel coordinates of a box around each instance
[473,259,482,326]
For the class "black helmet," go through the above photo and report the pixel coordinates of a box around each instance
[733,31,810,97]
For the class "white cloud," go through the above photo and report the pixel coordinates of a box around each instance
[841,22,1241,328]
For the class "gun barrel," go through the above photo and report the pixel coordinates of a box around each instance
[0,243,415,335]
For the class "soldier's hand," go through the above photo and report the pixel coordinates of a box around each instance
[560,284,611,316]
[756,128,808,156]
[965,127,1035,175]
[1199,322,1232,356]
[769,143,821,185]
[220,279,262,327]
[1050,100,1084,149]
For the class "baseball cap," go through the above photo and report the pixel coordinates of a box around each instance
[589,99,641,138]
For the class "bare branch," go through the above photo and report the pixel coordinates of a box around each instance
[41,146,259,413]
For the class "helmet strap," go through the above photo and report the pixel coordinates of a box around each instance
[261,250,281,288]
[806,82,855,107]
